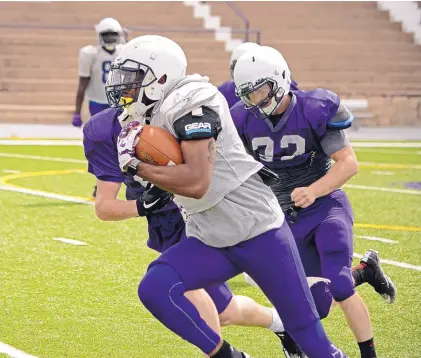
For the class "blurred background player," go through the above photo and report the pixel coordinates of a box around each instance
[218,42,299,109]
[71,17,124,128]
[232,46,396,358]
[73,17,124,198]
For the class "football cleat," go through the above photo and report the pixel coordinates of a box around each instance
[275,331,306,358]
[360,249,397,304]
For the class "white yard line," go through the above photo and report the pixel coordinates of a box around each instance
[354,148,421,155]
[0,185,94,205]
[351,142,421,148]
[0,153,86,164]
[370,171,394,176]
[344,184,421,195]
[53,238,88,246]
[355,235,398,244]
[0,140,82,146]
[0,342,39,358]
[359,161,421,170]
[3,169,21,174]
[353,253,421,272]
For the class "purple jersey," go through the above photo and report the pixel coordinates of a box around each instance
[218,79,299,110]
[231,88,340,210]
[83,108,178,209]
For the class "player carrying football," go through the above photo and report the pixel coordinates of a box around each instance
[84,35,321,358]
[231,45,397,358]
[107,35,349,357]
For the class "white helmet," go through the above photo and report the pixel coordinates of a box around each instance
[233,46,291,116]
[95,18,123,51]
[106,35,187,121]
[229,42,260,78]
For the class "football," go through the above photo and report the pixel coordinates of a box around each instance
[135,125,183,166]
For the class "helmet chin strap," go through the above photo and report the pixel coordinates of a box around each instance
[118,89,157,125]
[260,96,281,116]
[103,43,116,52]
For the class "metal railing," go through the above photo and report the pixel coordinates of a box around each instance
[224,1,260,44]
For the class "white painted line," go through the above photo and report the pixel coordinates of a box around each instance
[0,153,86,164]
[0,140,82,146]
[3,169,21,174]
[351,142,421,148]
[53,237,88,246]
[344,184,421,195]
[0,341,39,358]
[0,185,94,205]
[370,171,394,176]
[355,235,398,244]
[353,253,421,272]
[359,161,421,170]
[354,148,421,155]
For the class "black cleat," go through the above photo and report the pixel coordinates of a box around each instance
[360,249,397,304]
[92,185,97,198]
[275,331,306,358]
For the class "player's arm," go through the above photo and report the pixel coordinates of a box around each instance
[94,180,139,221]
[75,77,90,115]
[132,107,220,199]
[292,105,358,207]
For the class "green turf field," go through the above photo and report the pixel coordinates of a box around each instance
[0,143,420,358]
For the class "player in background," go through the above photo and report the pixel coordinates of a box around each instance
[108,35,349,358]
[231,46,397,358]
[72,17,124,128]
[84,35,319,358]
[73,17,124,197]
[218,42,298,109]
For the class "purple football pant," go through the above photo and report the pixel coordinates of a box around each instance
[286,189,355,314]
[88,101,109,116]
[147,208,233,314]
[138,221,343,357]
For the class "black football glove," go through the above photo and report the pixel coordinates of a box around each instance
[136,183,174,217]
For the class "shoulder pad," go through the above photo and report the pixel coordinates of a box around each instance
[80,45,98,57]
[230,100,249,125]
[301,88,340,129]
[327,104,354,129]
[174,106,222,141]
[83,108,121,142]
[290,80,299,91]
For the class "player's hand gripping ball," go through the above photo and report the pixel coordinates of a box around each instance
[117,122,183,172]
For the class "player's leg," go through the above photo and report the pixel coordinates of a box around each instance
[137,237,248,357]
[315,193,376,358]
[231,222,348,358]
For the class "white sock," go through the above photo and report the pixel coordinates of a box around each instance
[268,307,285,333]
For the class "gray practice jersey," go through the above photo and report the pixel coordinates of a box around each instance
[150,74,284,247]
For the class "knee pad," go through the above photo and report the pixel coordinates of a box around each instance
[327,266,355,302]
[138,264,184,309]
[310,282,332,319]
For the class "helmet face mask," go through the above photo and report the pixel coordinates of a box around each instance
[233,46,291,119]
[99,31,121,52]
[106,59,157,108]
[236,79,285,117]
[105,35,187,121]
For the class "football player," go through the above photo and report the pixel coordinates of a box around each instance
[218,42,298,110]
[84,35,314,358]
[74,17,124,198]
[231,46,397,358]
[108,35,349,358]
[72,17,124,128]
